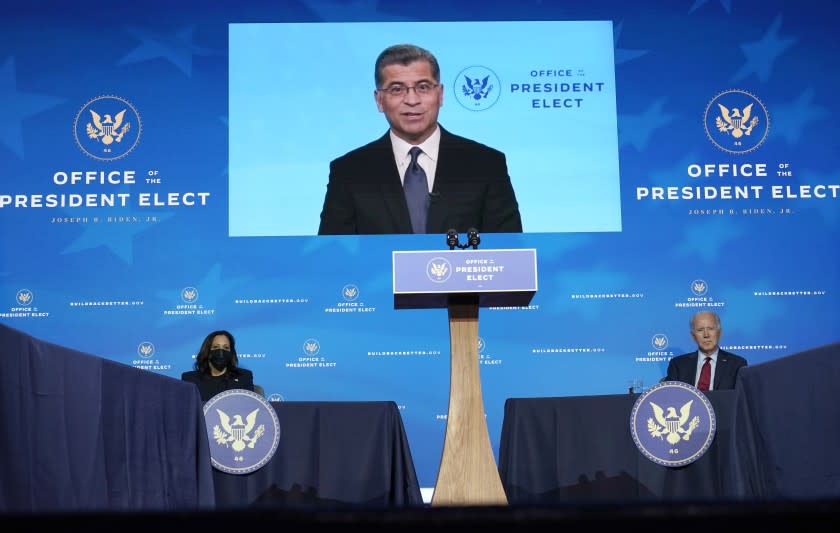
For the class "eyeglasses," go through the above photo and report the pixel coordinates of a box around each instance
[379,82,439,98]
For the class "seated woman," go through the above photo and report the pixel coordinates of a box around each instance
[182,330,254,401]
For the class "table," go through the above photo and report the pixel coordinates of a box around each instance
[0,323,214,512]
[498,391,735,503]
[212,401,423,507]
[729,342,840,499]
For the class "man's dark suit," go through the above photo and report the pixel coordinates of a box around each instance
[665,350,747,390]
[318,127,522,235]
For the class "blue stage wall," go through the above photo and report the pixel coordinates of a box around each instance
[1,0,838,491]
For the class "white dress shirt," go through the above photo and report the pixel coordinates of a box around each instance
[694,349,719,390]
[389,126,441,193]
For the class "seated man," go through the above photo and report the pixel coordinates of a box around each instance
[665,311,747,391]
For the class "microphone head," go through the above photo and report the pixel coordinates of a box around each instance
[446,229,459,247]
[467,228,480,247]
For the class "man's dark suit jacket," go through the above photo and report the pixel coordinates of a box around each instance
[318,127,522,235]
[665,349,748,390]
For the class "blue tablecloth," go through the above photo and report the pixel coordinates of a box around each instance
[499,391,735,503]
[212,401,423,507]
[728,342,840,499]
[0,323,215,512]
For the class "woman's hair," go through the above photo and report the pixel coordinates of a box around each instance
[194,330,243,378]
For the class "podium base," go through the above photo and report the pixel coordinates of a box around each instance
[432,295,507,506]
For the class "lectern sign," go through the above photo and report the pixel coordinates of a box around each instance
[203,389,281,474]
[392,249,537,308]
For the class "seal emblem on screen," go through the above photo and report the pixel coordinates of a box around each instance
[303,338,320,356]
[651,334,668,350]
[203,389,280,474]
[630,381,717,467]
[181,286,199,304]
[73,95,142,161]
[704,89,769,154]
[342,284,359,301]
[454,66,501,111]
[426,257,452,283]
[690,279,708,296]
[137,341,155,358]
[15,289,34,307]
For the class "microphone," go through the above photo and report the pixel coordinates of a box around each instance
[446,228,459,250]
[466,228,481,249]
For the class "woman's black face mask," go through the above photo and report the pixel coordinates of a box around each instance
[209,348,232,370]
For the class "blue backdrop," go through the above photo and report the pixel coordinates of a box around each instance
[2,0,838,493]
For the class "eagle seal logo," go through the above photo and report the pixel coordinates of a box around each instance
[137,341,155,358]
[630,381,716,467]
[342,284,359,301]
[303,338,320,356]
[15,289,34,307]
[181,286,199,304]
[704,89,769,154]
[87,109,130,145]
[426,257,452,283]
[213,408,265,452]
[203,389,280,474]
[454,66,501,111]
[74,95,142,161]
[647,399,701,445]
[690,279,708,296]
[651,334,668,351]
[716,103,758,139]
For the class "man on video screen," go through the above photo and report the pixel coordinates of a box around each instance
[318,44,522,235]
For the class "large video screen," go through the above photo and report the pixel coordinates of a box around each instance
[229,21,621,236]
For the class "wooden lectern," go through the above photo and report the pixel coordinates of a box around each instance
[393,249,537,506]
